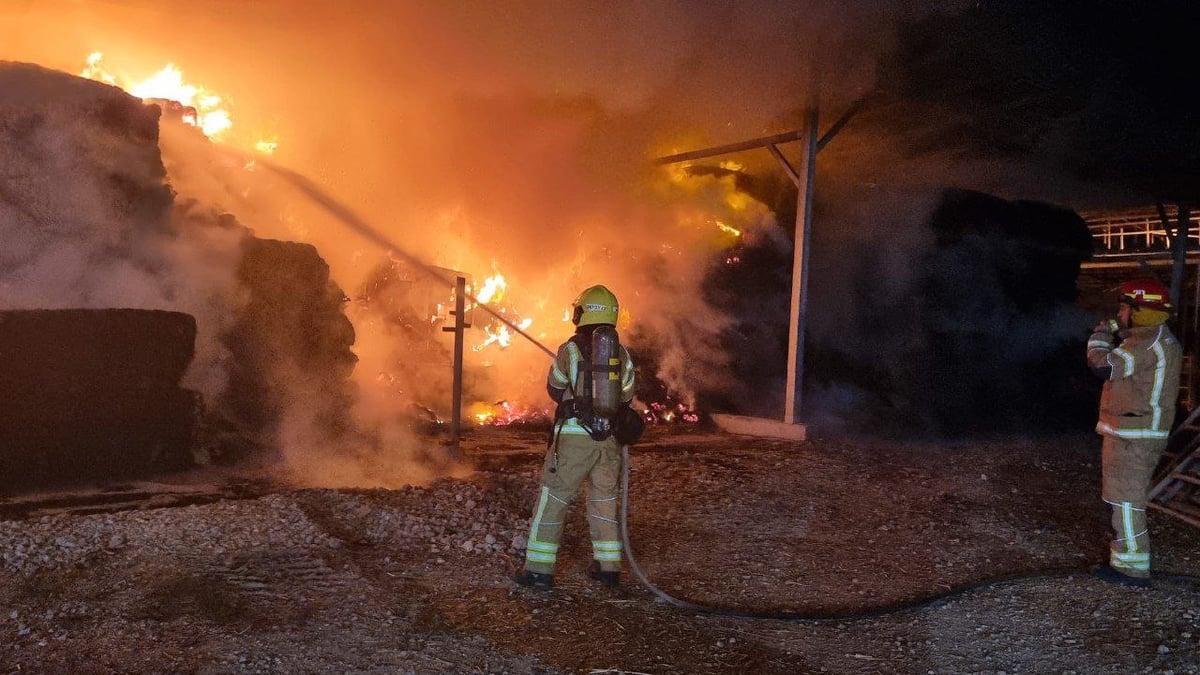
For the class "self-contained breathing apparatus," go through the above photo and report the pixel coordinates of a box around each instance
[564,324,623,442]
[546,286,644,472]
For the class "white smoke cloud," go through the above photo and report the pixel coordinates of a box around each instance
[0,63,243,402]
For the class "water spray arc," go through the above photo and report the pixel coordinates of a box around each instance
[250,154,557,360]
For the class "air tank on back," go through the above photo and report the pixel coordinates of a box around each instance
[590,324,622,418]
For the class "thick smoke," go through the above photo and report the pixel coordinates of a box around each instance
[0,64,243,401]
[1,1,920,411]
[3,0,1118,444]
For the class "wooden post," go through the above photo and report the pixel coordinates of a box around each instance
[442,275,469,459]
[783,108,818,424]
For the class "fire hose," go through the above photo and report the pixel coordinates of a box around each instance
[618,445,1200,622]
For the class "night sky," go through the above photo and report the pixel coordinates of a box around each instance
[873,1,1200,205]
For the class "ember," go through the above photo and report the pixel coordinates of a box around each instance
[645,400,701,425]
[467,400,549,426]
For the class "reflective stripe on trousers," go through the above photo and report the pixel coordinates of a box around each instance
[525,486,562,567]
[1107,499,1151,577]
[1100,435,1163,579]
[592,539,622,562]
[522,434,622,574]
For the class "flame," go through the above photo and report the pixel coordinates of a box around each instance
[470,402,497,424]
[79,52,276,152]
[474,274,507,305]
[466,271,538,352]
[81,52,116,85]
[473,323,511,352]
[725,191,751,212]
[664,162,694,185]
[473,317,532,352]
[715,220,742,237]
[127,63,232,137]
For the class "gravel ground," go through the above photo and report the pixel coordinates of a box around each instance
[2,426,1199,674]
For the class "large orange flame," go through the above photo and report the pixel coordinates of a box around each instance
[80,52,276,153]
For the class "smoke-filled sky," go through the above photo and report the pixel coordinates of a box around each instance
[3,0,1198,437]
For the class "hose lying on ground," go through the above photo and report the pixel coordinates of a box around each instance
[618,445,1200,622]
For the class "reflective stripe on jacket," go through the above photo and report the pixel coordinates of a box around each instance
[548,339,635,435]
[1087,324,1182,440]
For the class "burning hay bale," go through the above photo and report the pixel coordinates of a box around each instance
[0,61,366,482]
[0,61,171,231]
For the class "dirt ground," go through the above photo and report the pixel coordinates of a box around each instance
[3,425,1200,674]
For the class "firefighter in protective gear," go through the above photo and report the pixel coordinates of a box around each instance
[514,285,636,591]
[1086,277,1182,587]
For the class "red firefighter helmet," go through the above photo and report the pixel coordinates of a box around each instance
[1119,278,1172,311]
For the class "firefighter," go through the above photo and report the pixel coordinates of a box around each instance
[514,285,636,591]
[1086,277,1182,587]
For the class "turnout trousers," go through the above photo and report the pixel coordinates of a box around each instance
[522,434,623,575]
[1101,435,1166,578]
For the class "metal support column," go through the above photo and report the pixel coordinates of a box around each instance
[653,96,864,428]
[784,108,818,424]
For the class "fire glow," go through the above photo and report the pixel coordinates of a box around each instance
[646,401,700,424]
[474,274,507,305]
[80,52,276,153]
[468,400,545,426]
[467,273,535,352]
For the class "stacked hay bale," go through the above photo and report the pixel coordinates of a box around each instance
[0,309,198,489]
[0,62,361,486]
[219,238,358,449]
[917,189,1097,435]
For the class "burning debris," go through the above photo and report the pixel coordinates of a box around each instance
[467,274,536,354]
[80,52,231,139]
[467,400,548,426]
[354,261,552,427]
[645,400,701,425]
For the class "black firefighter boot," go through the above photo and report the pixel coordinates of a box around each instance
[514,569,554,591]
[1091,564,1152,588]
[588,560,620,588]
